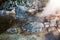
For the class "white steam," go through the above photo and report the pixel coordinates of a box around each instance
[40,0,60,17]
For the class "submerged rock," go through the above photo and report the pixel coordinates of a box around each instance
[45,31,60,40]
[22,22,44,32]
[15,6,26,19]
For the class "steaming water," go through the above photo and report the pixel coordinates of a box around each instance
[4,0,60,40]
[40,0,60,17]
[7,31,60,40]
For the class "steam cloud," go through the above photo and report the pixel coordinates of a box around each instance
[40,0,60,17]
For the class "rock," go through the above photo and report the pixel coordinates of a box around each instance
[22,22,44,33]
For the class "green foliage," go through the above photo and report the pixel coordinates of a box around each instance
[2,0,28,10]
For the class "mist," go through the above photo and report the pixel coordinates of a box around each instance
[40,0,60,17]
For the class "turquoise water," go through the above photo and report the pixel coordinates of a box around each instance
[7,34,44,40]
